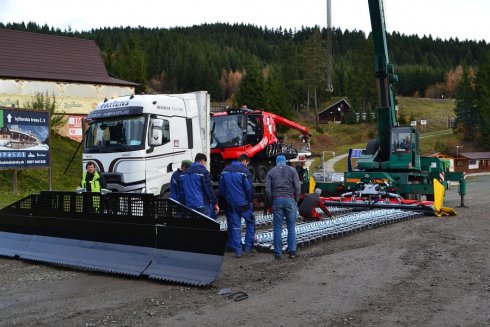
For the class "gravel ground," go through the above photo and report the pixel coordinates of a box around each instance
[0,175,489,327]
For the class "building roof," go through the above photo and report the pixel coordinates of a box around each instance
[0,29,137,87]
[459,152,490,160]
[318,99,353,116]
[430,152,453,159]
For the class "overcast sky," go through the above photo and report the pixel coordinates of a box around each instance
[0,0,488,42]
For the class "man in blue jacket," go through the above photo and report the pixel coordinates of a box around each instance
[219,154,255,258]
[169,159,192,201]
[179,153,219,218]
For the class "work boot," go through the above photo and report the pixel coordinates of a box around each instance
[274,254,282,260]
[235,253,242,258]
[244,248,257,254]
[288,252,297,259]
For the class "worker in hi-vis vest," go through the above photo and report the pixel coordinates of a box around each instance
[80,161,107,212]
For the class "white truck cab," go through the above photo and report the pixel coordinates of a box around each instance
[83,91,210,196]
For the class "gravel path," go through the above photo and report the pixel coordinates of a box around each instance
[0,176,488,326]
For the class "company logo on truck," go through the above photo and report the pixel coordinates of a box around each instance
[87,106,144,119]
[157,105,184,112]
[100,100,130,109]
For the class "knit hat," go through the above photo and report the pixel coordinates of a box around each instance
[314,188,322,195]
[181,160,192,168]
[276,155,287,165]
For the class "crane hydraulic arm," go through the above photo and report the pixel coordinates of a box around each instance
[266,111,311,142]
[368,0,398,164]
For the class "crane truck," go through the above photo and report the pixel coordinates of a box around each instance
[312,0,466,203]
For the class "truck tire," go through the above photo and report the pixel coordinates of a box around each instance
[248,166,256,182]
[257,165,268,183]
[157,186,170,200]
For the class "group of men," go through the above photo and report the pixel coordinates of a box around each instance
[166,152,335,260]
[83,153,335,261]
[168,152,254,258]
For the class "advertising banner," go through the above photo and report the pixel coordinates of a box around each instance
[0,108,50,169]
[67,115,84,142]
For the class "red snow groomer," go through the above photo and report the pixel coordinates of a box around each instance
[210,108,310,183]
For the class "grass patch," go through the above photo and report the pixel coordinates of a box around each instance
[0,133,82,208]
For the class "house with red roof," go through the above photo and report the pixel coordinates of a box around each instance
[0,29,137,140]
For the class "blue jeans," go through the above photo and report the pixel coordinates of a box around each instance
[225,203,255,255]
[272,197,298,256]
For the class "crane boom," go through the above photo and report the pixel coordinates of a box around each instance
[368,0,398,163]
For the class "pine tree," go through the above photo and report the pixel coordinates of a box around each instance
[455,66,477,141]
[234,57,266,110]
[264,65,292,119]
[475,50,490,149]
[303,27,328,128]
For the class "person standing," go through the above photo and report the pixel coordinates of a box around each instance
[298,188,334,221]
[266,155,300,259]
[219,154,255,258]
[179,153,219,218]
[80,161,107,212]
[169,159,192,201]
[81,161,106,192]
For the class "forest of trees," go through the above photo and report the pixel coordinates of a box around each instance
[1,21,489,145]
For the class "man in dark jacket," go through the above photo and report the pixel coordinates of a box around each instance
[169,159,192,201]
[179,153,219,218]
[266,155,300,259]
[298,188,334,221]
[219,154,255,258]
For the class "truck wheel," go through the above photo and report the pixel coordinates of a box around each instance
[157,189,170,200]
[248,166,256,182]
[257,165,268,183]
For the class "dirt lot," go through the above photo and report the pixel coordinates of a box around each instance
[0,175,489,327]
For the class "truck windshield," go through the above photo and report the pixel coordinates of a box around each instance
[85,116,146,152]
[210,115,245,148]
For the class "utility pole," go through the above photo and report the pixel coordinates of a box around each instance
[326,0,333,93]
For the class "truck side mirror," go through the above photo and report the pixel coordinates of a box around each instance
[149,119,164,146]
[150,129,162,146]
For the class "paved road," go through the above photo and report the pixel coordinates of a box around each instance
[322,153,348,172]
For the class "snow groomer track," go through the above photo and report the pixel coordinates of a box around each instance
[252,208,427,251]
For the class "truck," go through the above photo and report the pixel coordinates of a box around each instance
[0,91,229,286]
[83,91,211,197]
[312,0,466,202]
